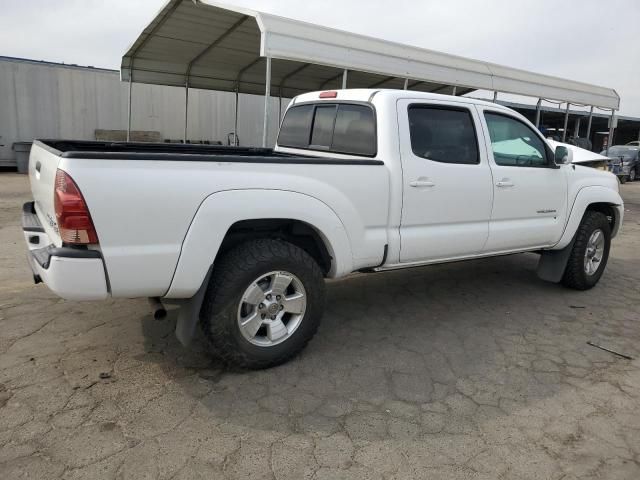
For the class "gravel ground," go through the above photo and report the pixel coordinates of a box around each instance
[1,172,640,479]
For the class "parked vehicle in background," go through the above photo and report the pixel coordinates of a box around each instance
[22,89,624,369]
[601,145,640,182]
[626,141,640,147]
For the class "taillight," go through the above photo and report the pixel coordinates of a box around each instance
[319,91,338,98]
[54,169,99,244]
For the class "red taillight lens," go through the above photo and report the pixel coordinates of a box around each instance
[54,169,99,244]
[319,91,338,98]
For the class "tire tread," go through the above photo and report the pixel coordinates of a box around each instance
[200,238,324,369]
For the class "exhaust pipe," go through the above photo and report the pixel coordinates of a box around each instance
[148,297,167,320]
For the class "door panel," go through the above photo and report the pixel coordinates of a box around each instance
[397,100,493,263]
[478,108,568,251]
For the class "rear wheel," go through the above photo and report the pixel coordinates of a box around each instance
[630,168,637,182]
[561,211,611,290]
[200,239,325,369]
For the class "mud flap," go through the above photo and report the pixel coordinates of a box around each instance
[536,237,576,283]
[172,265,214,346]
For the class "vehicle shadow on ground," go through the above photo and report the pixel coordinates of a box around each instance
[137,251,639,438]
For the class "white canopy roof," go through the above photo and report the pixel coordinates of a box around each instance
[121,0,619,109]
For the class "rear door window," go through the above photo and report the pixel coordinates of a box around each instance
[408,106,479,164]
[278,103,377,157]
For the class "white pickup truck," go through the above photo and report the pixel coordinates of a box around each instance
[23,89,623,368]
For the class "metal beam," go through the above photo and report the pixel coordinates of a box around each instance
[124,0,181,143]
[342,69,348,89]
[182,15,248,142]
[408,81,423,89]
[262,57,272,148]
[186,16,248,78]
[534,98,542,128]
[432,85,453,94]
[320,72,344,90]
[585,106,594,140]
[369,76,396,88]
[562,103,570,142]
[281,63,311,87]
[236,57,263,83]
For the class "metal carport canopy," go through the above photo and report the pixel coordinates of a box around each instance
[121,0,620,145]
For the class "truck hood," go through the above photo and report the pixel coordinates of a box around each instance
[547,140,610,164]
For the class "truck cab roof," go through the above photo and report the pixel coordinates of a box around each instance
[292,88,508,111]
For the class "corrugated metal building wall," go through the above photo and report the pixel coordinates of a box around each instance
[0,56,284,163]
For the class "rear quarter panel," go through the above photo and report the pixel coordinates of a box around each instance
[59,157,390,298]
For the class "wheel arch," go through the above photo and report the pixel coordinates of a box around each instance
[165,189,353,299]
[554,186,623,250]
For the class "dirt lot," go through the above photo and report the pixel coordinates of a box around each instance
[1,172,640,479]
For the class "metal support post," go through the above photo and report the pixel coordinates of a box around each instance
[585,106,594,140]
[127,74,133,142]
[233,87,239,146]
[183,79,189,143]
[262,57,272,148]
[607,110,616,156]
[451,86,457,96]
[492,91,498,103]
[534,98,542,128]
[403,78,409,90]
[562,103,570,142]
[573,117,581,139]
[342,70,348,89]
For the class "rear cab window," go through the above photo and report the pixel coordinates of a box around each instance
[278,103,377,157]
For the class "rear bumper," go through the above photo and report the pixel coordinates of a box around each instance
[22,202,109,301]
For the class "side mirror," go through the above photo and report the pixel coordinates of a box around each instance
[554,145,573,165]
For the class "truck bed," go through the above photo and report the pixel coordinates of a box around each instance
[38,140,383,165]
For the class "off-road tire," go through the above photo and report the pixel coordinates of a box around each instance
[561,211,611,290]
[200,239,325,369]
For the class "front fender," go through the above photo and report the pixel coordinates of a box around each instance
[165,189,353,298]
[554,186,623,250]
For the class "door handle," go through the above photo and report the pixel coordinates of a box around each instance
[496,179,514,188]
[410,180,435,188]
[35,161,42,173]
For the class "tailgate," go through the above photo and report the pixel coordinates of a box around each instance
[28,142,63,247]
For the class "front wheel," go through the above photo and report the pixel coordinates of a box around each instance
[200,239,325,369]
[629,168,637,182]
[561,211,611,290]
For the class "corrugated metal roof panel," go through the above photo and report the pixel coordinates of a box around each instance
[121,0,619,109]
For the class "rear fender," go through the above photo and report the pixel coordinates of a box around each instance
[165,189,352,299]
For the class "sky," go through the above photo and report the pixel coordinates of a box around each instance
[1,0,639,116]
